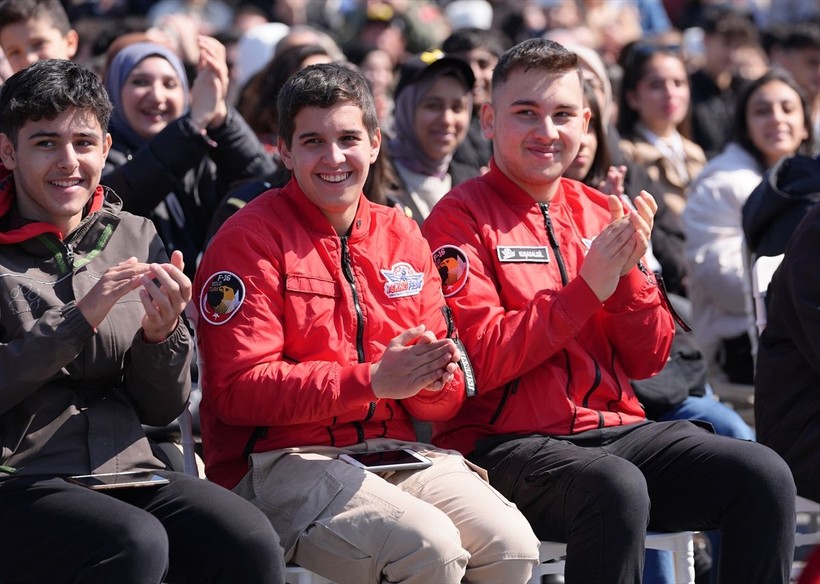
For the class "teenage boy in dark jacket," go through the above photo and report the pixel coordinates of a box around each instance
[0,59,284,584]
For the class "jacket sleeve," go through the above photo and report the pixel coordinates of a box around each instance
[125,320,192,427]
[0,302,95,416]
[102,107,275,218]
[206,107,277,186]
[398,223,465,422]
[683,174,750,314]
[121,228,192,426]
[196,224,381,427]
[423,196,604,394]
[599,265,675,380]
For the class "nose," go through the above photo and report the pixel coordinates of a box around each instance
[536,116,559,140]
[323,142,346,165]
[56,144,79,171]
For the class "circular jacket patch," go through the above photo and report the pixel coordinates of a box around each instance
[200,271,245,325]
[432,245,469,297]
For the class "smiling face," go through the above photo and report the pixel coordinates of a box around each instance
[745,79,809,167]
[414,74,471,163]
[482,67,590,202]
[0,18,78,73]
[0,106,111,235]
[278,103,381,234]
[627,54,690,137]
[120,56,186,140]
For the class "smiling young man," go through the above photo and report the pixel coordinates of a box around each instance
[193,62,539,584]
[0,59,285,584]
[0,0,78,73]
[422,38,797,584]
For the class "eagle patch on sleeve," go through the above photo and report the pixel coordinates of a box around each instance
[432,245,469,297]
[200,271,246,325]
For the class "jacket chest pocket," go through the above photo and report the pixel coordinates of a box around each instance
[285,274,342,330]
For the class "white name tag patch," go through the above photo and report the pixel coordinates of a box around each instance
[496,246,551,263]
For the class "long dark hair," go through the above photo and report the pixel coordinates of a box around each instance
[578,80,612,188]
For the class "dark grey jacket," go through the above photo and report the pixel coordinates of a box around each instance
[0,182,192,479]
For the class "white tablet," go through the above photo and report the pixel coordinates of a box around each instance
[338,449,433,472]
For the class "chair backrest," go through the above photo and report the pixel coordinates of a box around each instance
[751,254,785,337]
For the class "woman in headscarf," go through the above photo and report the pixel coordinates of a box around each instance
[385,50,475,224]
[102,37,275,277]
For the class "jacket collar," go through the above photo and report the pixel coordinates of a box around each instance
[0,173,108,244]
[483,158,568,208]
[281,178,372,242]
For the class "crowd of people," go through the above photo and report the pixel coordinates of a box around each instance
[0,0,818,583]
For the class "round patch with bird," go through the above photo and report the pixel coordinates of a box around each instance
[200,271,246,325]
[432,245,469,297]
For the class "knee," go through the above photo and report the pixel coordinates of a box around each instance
[109,514,169,579]
[739,443,796,509]
[568,456,650,528]
[383,504,469,580]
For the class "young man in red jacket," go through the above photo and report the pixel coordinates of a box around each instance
[194,62,539,584]
[422,38,797,584]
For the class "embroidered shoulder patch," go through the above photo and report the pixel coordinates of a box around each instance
[200,271,246,325]
[432,245,469,297]
[380,262,424,298]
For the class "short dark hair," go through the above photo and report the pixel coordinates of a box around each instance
[700,5,759,46]
[0,0,71,35]
[492,38,579,94]
[276,62,379,149]
[0,59,112,144]
[442,27,509,58]
[733,68,813,169]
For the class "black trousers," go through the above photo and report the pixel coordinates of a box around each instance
[0,471,285,584]
[469,420,796,584]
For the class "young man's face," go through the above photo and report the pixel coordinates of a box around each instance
[481,67,589,202]
[0,19,78,73]
[0,107,111,235]
[278,103,381,233]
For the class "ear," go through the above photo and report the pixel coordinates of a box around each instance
[581,106,591,134]
[65,29,80,60]
[0,133,17,171]
[277,136,294,171]
[102,132,112,160]
[479,101,494,141]
[369,127,382,164]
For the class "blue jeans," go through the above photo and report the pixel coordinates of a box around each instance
[644,386,755,583]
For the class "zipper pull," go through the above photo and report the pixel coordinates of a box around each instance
[65,242,75,267]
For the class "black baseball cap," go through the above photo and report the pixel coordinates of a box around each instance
[394,50,476,98]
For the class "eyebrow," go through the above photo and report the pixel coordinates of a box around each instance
[296,128,365,140]
[25,130,100,140]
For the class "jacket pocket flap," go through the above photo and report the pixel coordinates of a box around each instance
[286,274,340,297]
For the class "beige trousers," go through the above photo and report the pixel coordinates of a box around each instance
[234,438,539,584]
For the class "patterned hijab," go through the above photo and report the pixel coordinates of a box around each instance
[389,66,473,179]
[104,42,190,149]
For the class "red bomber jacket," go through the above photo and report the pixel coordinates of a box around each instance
[421,162,675,456]
[194,180,465,488]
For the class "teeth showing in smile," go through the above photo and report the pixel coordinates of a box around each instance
[52,180,80,187]
[320,173,350,183]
